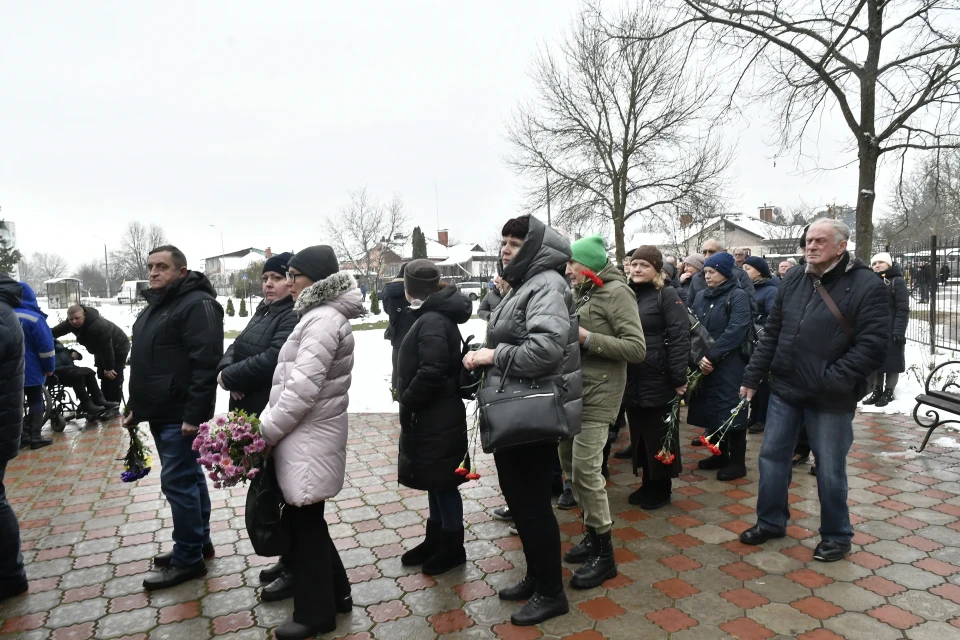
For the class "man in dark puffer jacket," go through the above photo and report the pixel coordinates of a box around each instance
[0,273,26,602]
[739,219,889,563]
[380,265,415,397]
[217,253,299,418]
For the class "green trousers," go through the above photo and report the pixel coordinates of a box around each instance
[558,420,612,534]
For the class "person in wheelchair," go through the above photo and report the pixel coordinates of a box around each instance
[51,341,118,420]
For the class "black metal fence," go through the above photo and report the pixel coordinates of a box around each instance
[885,235,960,353]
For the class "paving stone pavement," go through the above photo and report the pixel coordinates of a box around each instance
[3,411,960,639]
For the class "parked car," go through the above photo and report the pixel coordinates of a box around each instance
[457,281,483,301]
[117,280,149,304]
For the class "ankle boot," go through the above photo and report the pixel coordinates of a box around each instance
[75,386,105,417]
[570,527,617,589]
[717,430,747,481]
[29,411,52,450]
[88,382,119,410]
[697,436,728,470]
[510,591,569,626]
[422,528,466,575]
[875,389,895,408]
[563,529,594,564]
[862,388,883,405]
[401,519,442,566]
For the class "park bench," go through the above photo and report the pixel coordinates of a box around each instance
[913,360,960,451]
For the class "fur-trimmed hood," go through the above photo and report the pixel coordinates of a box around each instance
[294,271,363,319]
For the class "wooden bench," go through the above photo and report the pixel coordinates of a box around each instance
[913,361,960,451]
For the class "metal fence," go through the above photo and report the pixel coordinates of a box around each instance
[885,235,960,353]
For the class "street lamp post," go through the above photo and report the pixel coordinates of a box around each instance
[209,225,226,289]
[92,235,110,298]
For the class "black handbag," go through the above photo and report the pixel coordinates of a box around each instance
[245,458,290,558]
[686,307,715,369]
[477,352,577,453]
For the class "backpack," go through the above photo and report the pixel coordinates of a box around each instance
[724,291,761,362]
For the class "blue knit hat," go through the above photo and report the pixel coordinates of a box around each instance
[744,255,772,279]
[703,251,735,279]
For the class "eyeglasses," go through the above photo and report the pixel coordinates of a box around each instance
[286,271,306,282]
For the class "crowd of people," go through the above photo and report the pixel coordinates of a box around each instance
[0,214,907,637]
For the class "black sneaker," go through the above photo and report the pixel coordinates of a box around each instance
[143,561,207,590]
[492,507,513,521]
[499,576,536,601]
[260,571,293,602]
[557,487,577,510]
[154,542,215,567]
[814,540,851,563]
[510,592,569,626]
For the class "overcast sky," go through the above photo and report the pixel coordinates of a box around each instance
[2,1,871,272]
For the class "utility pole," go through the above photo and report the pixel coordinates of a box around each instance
[434,177,441,235]
[545,170,552,227]
[209,224,226,289]
[103,244,110,298]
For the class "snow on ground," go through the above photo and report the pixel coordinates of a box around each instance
[859,340,960,421]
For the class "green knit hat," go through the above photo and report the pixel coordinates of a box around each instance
[570,235,609,273]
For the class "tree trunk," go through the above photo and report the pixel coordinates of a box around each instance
[855,142,878,262]
[613,206,626,267]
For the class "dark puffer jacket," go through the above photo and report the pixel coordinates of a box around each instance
[486,215,583,431]
[687,263,757,314]
[752,278,779,325]
[743,252,890,412]
[477,287,503,321]
[0,274,24,463]
[624,281,690,408]
[217,295,299,416]
[50,306,129,371]
[397,285,473,491]
[687,278,752,432]
[876,264,909,374]
[380,279,415,349]
[129,272,224,426]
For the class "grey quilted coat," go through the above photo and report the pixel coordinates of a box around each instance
[484,215,583,432]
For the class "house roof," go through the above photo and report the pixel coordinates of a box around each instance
[436,243,488,266]
[204,248,267,261]
[681,214,807,245]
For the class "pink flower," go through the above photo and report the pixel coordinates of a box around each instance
[246,469,260,479]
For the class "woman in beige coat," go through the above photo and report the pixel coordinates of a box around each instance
[259,245,363,640]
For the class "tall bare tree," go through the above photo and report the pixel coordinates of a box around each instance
[324,188,409,290]
[74,260,109,298]
[507,5,731,264]
[651,0,960,260]
[32,251,69,281]
[112,222,168,280]
[880,150,960,244]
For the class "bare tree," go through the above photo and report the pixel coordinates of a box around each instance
[74,260,109,298]
[32,251,69,281]
[507,5,732,264]
[879,150,960,244]
[112,222,168,280]
[650,0,960,260]
[324,188,409,290]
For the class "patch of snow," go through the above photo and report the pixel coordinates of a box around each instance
[878,449,924,459]
[860,341,960,420]
[932,436,960,449]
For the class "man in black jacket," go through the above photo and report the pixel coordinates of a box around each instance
[0,274,27,602]
[686,238,756,313]
[51,305,129,414]
[380,265,415,397]
[124,245,224,590]
[477,276,504,321]
[739,220,889,563]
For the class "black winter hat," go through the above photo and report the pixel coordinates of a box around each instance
[744,255,772,279]
[288,245,339,282]
[263,252,295,277]
[404,259,441,300]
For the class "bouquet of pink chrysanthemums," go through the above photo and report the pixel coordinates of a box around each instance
[193,410,268,488]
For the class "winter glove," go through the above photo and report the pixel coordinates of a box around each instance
[893,335,906,346]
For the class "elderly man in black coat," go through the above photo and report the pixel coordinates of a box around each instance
[51,304,129,410]
[0,273,27,602]
[739,219,889,563]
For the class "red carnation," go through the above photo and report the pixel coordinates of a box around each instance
[583,269,604,287]
[466,472,481,480]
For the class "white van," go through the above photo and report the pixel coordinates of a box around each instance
[117,280,149,304]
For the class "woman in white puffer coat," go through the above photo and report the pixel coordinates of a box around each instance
[259,245,363,640]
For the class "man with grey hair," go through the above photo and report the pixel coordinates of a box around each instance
[739,218,889,563]
[686,237,756,312]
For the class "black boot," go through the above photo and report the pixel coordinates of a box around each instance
[498,575,536,601]
[697,436,728,470]
[259,560,285,584]
[570,527,617,589]
[29,411,52,450]
[422,528,466,575]
[563,529,594,564]
[401,519,442,566]
[717,430,747,481]
[88,381,119,410]
[260,570,294,601]
[862,388,883,405]
[875,389,895,408]
[639,479,672,510]
[75,385,105,417]
[510,591,570,626]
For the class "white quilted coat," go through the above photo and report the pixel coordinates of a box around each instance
[260,272,363,506]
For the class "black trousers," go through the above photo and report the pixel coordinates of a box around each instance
[286,501,350,626]
[494,441,563,597]
[98,359,126,403]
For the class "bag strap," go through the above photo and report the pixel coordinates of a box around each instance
[812,277,854,341]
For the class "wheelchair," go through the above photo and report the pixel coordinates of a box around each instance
[22,376,81,434]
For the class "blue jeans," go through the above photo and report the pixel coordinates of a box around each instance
[757,394,855,543]
[428,490,463,532]
[0,459,26,589]
[150,423,211,566]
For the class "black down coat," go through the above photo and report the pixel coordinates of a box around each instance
[129,272,224,427]
[687,278,752,433]
[743,252,890,412]
[397,284,473,491]
[217,295,299,417]
[624,281,690,408]
[50,305,129,371]
[876,265,909,374]
[380,279,415,349]
[0,274,24,463]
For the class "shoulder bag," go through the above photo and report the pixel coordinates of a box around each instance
[244,457,290,558]
[813,277,855,342]
[477,350,575,453]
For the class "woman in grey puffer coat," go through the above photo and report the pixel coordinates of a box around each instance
[463,214,582,627]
